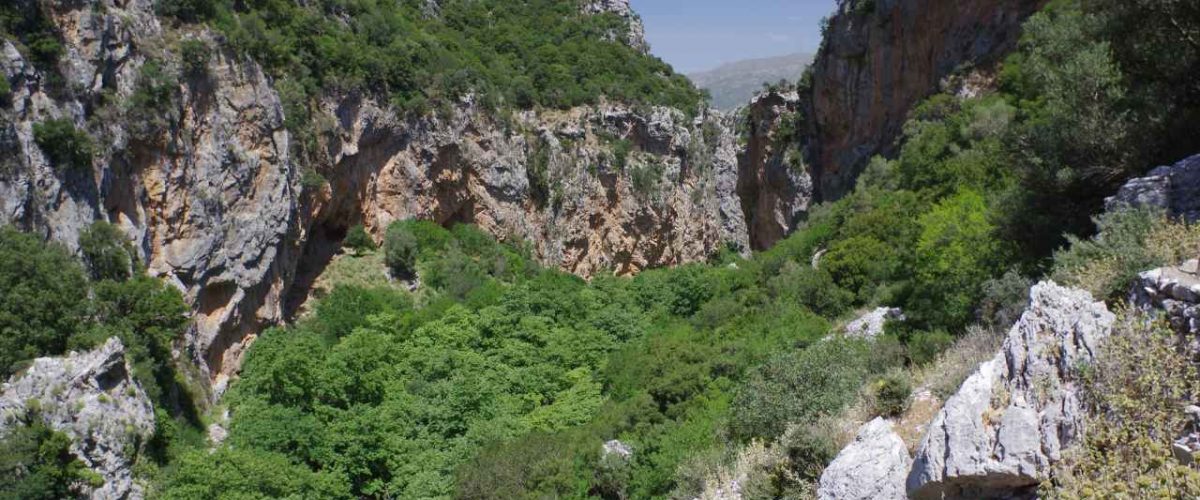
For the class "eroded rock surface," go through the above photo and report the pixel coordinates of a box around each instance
[817,418,911,500]
[907,281,1114,499]
[0,338,155,499]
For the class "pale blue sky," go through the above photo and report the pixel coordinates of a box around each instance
[631,0,837,73]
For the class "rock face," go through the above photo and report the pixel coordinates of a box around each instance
[0,0,807,382]
[1106,153,1200,221]
[817,418,911,500]
[907,282,1114,499]
[1,0,298,384]
[844,307,905,339]
[736,90,812,249]
[0,338,156,499]
[806,0,1048,200]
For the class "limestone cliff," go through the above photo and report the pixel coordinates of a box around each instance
[0,338,156,500]
[0,0,798,383]
[805,0,1048,200]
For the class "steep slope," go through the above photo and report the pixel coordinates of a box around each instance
[805,0,1048,200]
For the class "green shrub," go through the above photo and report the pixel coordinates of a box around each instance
[1052,207,1200,300]
[1046,309,1200,497]
[730,339,878,441]
[872,371,912,417]
[178,39,210,77]
[0,418,102,499]
[155,0,217,22]
[160,447,351,499]
[314,286,410,340]
[299,168,326,190]
[384,221,419,278]
[76,275,190,406]
[0,77,11,104]
[0,5,62,75]
[907,189,1003,331]
[32,119,94,172]
[78,221,133,282]
[126,60,179,137]
[629,161,663,198]
[977,270,1032,330]
[342,224,376,253]
[907,330,954,366]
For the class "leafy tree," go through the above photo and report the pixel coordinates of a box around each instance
[907,189,1003,330]
[74,275,190,406]
[384,221,418,278]
[730,339,879,441]
[0,227,88,377]
[160,447,351,500]
[78,221,133,282]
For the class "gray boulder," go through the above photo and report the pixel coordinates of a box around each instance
[817,418,911,500]
[1174,405,1200,466]
[907,282,1114,499]
[1130,264,1200,355]
[1105,153,1200,221]
[844,307,904,339]
[0,338,156,499]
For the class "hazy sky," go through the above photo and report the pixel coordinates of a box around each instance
[631,0,837,73]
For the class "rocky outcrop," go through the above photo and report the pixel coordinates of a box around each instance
[1106,153,1200,221]
[906,282,1114,499]
[736,90,812,249]
[1,0,299,385]
[806,0,1047,200]
[817,418,911,500]
[844,307,904,339]
[0,338,156,499]
[583,0,649,52]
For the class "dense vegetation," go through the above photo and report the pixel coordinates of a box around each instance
[0,224,200,495]
[157,0,704,113]
[1,0,1198,498]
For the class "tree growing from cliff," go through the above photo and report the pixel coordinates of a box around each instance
[78,222,133,282]
[32,119,94,173]
[0,227,89,378]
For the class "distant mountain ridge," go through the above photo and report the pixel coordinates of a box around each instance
[688,52,813,110]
